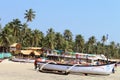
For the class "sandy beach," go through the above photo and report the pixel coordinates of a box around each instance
[0,59,120,80]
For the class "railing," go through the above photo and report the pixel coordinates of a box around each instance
[38,61,57,71]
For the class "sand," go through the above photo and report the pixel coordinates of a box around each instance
[0,59,120,80]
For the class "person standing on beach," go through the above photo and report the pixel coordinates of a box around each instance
[34,58,37,70]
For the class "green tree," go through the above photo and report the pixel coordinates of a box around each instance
[0,31,10,52]
[63,29,72,41]
[101,35,107,46]
[85,36,96,53]
[32,29,43,47]
[22,28,33,47]
[74,34,85,52]
[24,9,35,22]
[44,28,55,50]
[101,35,108,56]
[20,23,28,45]
[96,41,102,54]
[55,32,64,50]
[5,19,22,43]
[109,41,115,58]
[63,29,73,52]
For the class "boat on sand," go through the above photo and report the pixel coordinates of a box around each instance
[36,60,115,75]
[11,57,35,63]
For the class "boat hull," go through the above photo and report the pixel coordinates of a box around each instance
[11,58,35,63]
[37,62,115,75]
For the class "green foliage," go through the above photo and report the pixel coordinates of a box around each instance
[0,9,120,59]
[24,9,35,22]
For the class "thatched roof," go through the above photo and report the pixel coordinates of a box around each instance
[20,50,40,56]
[10,43,21,49]
[26,47,42,50]
[33,51,40,55]
[21,50,32,55]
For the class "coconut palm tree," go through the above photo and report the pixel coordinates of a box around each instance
[45,28,55,49]
[6,19,22,43]
[101,35,106,46]
[101,35,108,57]
[109,41,116,57]
[3,24,14,44]
[20,23,29,46]
[32,29,43,47]
[0,31,10,52]
[88,36,96,45]
[63,29,73,52]
[21,23,28,34]
[63,29,72,41]
[24,9,35,23]
[74,34,85,52]
[12,19,22,36]
[55,32,64,50]
[86,36,96,53]
[22,28,33,47]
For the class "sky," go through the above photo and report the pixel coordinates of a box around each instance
[0,0,120,43]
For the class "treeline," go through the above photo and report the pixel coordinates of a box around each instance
[0,9,120,59]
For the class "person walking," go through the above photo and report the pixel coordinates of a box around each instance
[34,58,38,70]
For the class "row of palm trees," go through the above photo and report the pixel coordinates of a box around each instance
[0,9,120,59]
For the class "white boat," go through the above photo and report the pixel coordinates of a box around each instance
[11,57,35,63]
[37,61,115,75]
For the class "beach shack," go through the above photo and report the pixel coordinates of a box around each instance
[15,47,42,59]
[20,50,40,58]
[10,43,21,52]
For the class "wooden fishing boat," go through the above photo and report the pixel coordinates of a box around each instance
[37,61,115,75]
[34,52,116,75]
[11,57,35,63]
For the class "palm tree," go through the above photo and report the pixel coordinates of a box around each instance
[12,19,22,36]
[109,41,115,57]
[63,29,72,41]
[88,36,96,45]
[63,29,73,52]
[5,19,22,43]
[32,29,43,47]
[63,40,69,52]
[55,32,64,50]
[20,23,29,46]
[27,29,33,47]
[24,9,35,23]
[96,41,102,54]
[0,31,10,52]
[101,35,108,57]
[87,36,96,53]
[45,28,55,50]
[22,28,33,47]
[101,35,106,46]
[74,34,85,52]
[3,24,14,45]
[21,23,28,34]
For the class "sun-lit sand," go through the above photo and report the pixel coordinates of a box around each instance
[0,59,120,80]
